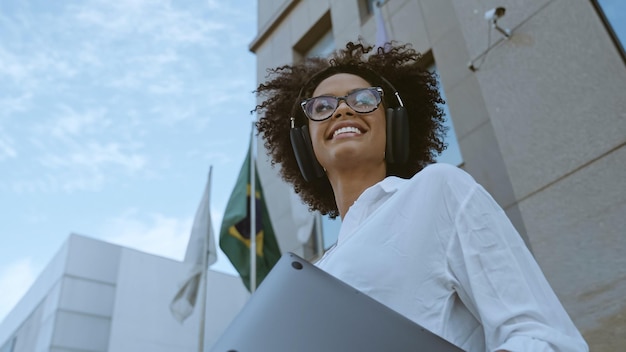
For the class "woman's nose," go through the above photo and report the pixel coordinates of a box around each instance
[333,100,354,119]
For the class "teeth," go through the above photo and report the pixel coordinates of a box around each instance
[333,126,362,138]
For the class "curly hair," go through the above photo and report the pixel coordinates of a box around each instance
[254,41,447,218]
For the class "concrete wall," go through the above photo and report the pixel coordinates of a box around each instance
[250,0,626,349]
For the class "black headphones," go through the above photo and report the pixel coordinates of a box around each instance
[290,68,409,182]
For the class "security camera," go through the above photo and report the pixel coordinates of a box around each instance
[484,7,506,21]
[484,6,510,38]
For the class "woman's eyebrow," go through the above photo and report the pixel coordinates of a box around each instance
[323,87,369,97]
[347,87,370,95]
[310,87,370,98]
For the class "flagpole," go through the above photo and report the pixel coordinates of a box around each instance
[249,123,257,293]
[315,213,324,259]
[197,166,212,352]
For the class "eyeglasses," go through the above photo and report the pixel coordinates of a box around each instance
[300,87,384,121]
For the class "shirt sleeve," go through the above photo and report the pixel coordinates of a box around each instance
[446,182,588,352]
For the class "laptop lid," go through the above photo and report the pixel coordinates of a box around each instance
[210,252,464,352]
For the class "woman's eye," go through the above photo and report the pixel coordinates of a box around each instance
[353,92,376,107]
[313,99,334,113]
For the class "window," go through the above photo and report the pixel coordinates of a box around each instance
[304,30,335,59]
[294,12,333,61]
[592,0,626,62]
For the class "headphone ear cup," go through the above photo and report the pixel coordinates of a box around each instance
[290,125,325,182]
[385,107,409,165]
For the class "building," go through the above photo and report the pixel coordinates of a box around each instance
[249,0,626,350]
[0,234,249,352]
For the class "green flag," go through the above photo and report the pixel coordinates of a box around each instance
[219,147,281,291]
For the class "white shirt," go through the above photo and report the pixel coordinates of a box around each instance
[315,163,588,351]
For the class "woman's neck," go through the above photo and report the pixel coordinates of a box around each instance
[327,166,386,219]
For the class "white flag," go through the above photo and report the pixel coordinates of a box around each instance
[170,168,217,323]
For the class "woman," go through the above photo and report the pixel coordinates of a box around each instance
[254,41,588,351]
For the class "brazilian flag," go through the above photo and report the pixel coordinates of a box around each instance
[219,147,281,292]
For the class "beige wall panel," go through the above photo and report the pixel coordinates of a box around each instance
[468,0,626,200]
[360,10,377,45]
[254,43,275,83]
[451,0,552,60]
[270,22,296,61]
[518,146,626,349]
[329,0,362,45]
[431,24,472,93]
[287,1,311,46]
[303,0,331,31]
[258,0,293,31]
[444,73,489,140]
[385,0,430,53]
[419,0,458,46]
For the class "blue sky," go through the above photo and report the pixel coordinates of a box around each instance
[0,0,255,322]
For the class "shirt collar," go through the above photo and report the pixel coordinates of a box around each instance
[353,176,407,205]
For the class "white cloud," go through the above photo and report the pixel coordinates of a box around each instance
[0,258,37,323]
[151,104,197,126]
[99,209,236,274]
[72,0,226,45]
[76,42,103,67]
[40,142,146,174]
[50,105,110,139]
[102,210,193,260]
[147,76,183,95]
[100,208,221,256]
[17,140,148,193]
[0,93,32,116]
[0,47,76,88]
[108,50,181,90]
[0,47,32,82]
[0,135,17,161]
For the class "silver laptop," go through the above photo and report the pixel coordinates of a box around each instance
[210,252,464,352]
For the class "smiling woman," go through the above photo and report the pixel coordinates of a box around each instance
[255,41,446,219]
[253,41,589,351]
